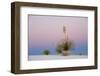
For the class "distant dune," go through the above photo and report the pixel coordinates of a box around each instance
[28,55,87,61]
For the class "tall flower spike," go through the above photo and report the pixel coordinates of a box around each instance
[63,25,67,42]
[63,25,66,33]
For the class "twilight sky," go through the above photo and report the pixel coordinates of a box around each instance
[28,15,88,55]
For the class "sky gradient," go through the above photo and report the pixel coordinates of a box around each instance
[28,15,88,55]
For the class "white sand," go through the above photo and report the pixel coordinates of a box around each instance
[28,55,87,61]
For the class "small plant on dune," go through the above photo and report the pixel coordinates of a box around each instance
[43,49,50,55]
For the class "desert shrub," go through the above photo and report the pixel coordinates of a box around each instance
[43,49,50,55]
[56,40,73,52]
[62,41,73,50]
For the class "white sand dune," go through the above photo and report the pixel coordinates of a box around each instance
[28,55,87,61]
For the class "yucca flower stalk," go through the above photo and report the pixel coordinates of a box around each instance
[63,25,68,42]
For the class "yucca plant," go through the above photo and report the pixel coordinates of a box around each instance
[56,40,73,52]
[62,41,73,51]
[56,25,73,56]
[61,40,73,56]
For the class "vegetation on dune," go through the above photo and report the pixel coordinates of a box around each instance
[42,25,74,55]
[56,40,73,53]
[56,44,62,54]
[62,41,73,50]
[43,49,50,55]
